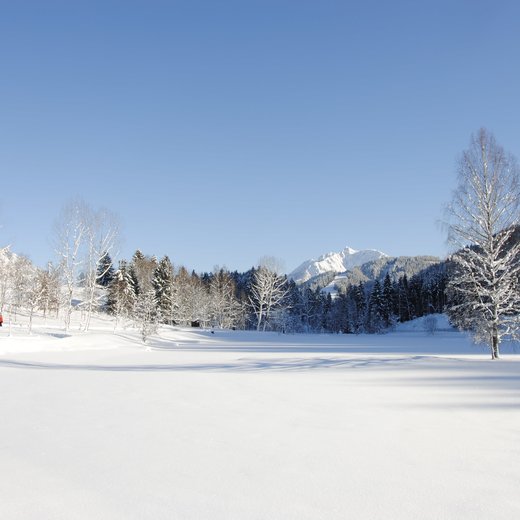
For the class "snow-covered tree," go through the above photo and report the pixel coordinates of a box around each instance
[130,250,157,296]
[169,267,211,326]
[171,266,192,325]
[396,275,411,323]
[134,288,160,344]
[381,273,396,329]
[37,263,61,319]
[350,282,367,334]
[249,257,289,331]
[209,268,243,329]
[53,199,120,331]
[128,251,162,332]
[107,260,136,328]
[0,246,14,312]
[189,272,211,327]
[22,266,47,334]
[153,256,176,325]
[10,254,35,320]
[445,128,520,359]
[366,280,385,333]
[97,252,115,287]
[293,286,325,332]
[53,199,89,331]
[83,208,120,331]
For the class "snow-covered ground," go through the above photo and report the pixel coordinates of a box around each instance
[1,312,519,519]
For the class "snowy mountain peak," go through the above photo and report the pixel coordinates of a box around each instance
[289,246,387,284]
[317,246,358,262]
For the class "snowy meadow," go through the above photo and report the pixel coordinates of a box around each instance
[1,313,519,519]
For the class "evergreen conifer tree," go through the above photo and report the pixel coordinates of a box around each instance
[367,280,385,333]
[153,256,176,325]
[352,282,367,334]
[97,252,115,287]
[107,260,137,323]
[397,275,412,323]
[382,273,396,328]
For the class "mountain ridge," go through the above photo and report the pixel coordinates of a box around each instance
[289,246,388,284]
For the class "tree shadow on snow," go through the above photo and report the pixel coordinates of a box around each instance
[0,355,428,373]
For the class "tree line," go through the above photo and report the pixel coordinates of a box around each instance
[102,250,448,339]
[0,128,519,358]
[0,245,448,340]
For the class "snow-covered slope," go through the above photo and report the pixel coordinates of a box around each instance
[1,312,520,520]
[289,246,387,284]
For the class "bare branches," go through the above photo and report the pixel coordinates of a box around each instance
[53,198,120,331]
[446,129,520,358]
[249,258,289,331]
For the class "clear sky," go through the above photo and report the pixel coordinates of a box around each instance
[1,0,519,274]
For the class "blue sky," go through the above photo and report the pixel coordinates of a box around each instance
[1,0,519,273]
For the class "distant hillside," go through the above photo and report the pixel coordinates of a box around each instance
[289,246,387,284]
[309,255,442,294]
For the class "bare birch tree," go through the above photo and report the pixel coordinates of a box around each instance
[54,199,89,331]
[445,128,520,359]
[10,254,34,321]
[38,263,61,319]
[0,246,14,313]
[249,257,289,331]
[54,199,120,331]
[23,266,47,334]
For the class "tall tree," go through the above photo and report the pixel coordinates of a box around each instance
[52,199,120,331]
[366,280,385,333]
[382,273,396,328]
[209,268,243,329]
[83,208,120,331]
[172,266,193,325]
[249,257,289,331]
[0,246,15,313]
[37,263,61,319]
[53,199,89,331]
[10,254,35,320]
[396,275,415,323]
[445,128,520,359]
[97,252,115,287]
[351,282,367,334]
[107,260,137,328]
[134,288,160,344]
[153,255,176,325]
[130,250,156,296]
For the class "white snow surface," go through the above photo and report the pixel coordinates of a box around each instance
[1,311,520,519]
[289,246,387,283]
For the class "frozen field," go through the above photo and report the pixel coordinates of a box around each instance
[1,314,519,519]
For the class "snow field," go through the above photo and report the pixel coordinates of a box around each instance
[0,313,519,519]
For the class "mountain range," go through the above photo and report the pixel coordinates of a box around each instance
[289,246,442,293]
[289,247,387,284]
